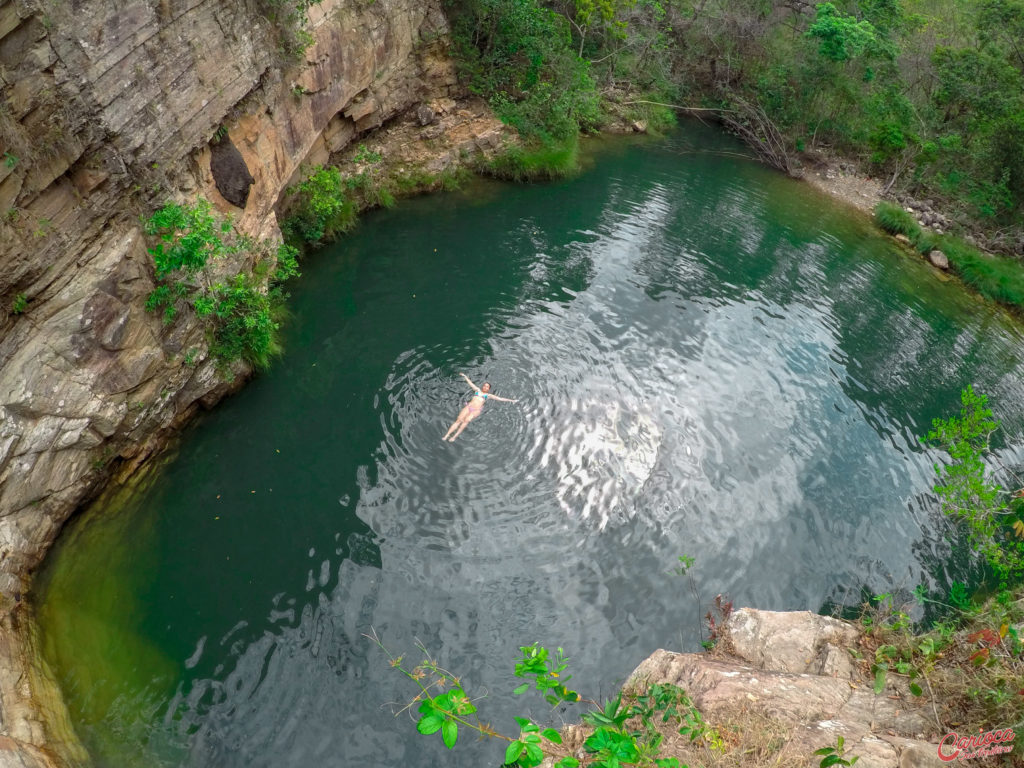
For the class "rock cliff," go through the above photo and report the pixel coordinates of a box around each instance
[0,0,466,590]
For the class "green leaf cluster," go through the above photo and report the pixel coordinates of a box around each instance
[924,385,1024,584]
[374,632,719,768]
[512,643,580,705]
[808,3,878,63]
[144,199,227,278]
[206,274,282,370]
[814,734,860,767]
[284,165,358,244]
[143,199,300,369]
[505,718,567,767]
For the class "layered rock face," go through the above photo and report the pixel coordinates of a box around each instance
[625,609,946,768]
[0,0,460,592]
[0,0,465,762]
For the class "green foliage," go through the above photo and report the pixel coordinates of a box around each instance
[285,165,357,244]
[208,274,281,370]
[371,629,720,768]
[273,243,301,283]
[482,136,580,181]
[11,293,27,315]
[807,3,878,63]
[446,0,601,170]
[144,200,227,278]
[862,584,1024,729]
[142,199,291,369]
[3,151,17,169]
[512,643,580,704]
[353,143,382,164]
[937,236,1024,309]
[814,735,859,767]
[873,201,917,238]
[924,386,1024,585]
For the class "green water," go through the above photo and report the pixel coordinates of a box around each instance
[36,125,1024,768]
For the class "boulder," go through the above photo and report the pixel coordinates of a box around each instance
[416,104,436,126]
[928,250,949,270]
[626,607,947,768]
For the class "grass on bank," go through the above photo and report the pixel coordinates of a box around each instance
[875,201,1024,313]
[478,135,580,182]
[281,160,473,249]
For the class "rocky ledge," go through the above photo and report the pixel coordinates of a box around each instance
[551,609,948,768]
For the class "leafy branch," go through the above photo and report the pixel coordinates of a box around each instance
[369,629,723,768]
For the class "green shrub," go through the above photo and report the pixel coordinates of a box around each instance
[925,386,1024,585]
[446,0,600,165]
[11,293,27,314]
[208,274,281,370]
[144,199,228,277]
[874,201,919,238]
[272,243,301,284]
[142,198,290,369]
[285,166,357,244]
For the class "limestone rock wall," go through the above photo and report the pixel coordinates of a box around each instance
[0,0,458,593]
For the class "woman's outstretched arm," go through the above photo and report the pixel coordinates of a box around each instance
[460,373,480,391]
[488,394,518,403]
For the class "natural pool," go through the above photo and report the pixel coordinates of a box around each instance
[35,124,1024,767]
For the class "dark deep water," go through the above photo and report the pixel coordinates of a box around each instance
[36,124,1024,767]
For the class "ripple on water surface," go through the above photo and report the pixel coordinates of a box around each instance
[36,127,1024,768]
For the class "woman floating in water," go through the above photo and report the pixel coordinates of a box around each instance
[443,373,518,442]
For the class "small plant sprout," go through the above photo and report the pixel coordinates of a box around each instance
[814,734,859,767]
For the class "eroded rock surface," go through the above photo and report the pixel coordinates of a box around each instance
[626,608,945,768]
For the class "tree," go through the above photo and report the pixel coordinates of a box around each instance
[807,3,878,63]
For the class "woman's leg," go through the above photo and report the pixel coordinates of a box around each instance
[449,411,478,441]
[444,406,470,440]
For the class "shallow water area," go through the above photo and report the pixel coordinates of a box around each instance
[36,124,1024,768]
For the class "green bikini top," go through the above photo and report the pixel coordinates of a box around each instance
[474,390,489,400]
